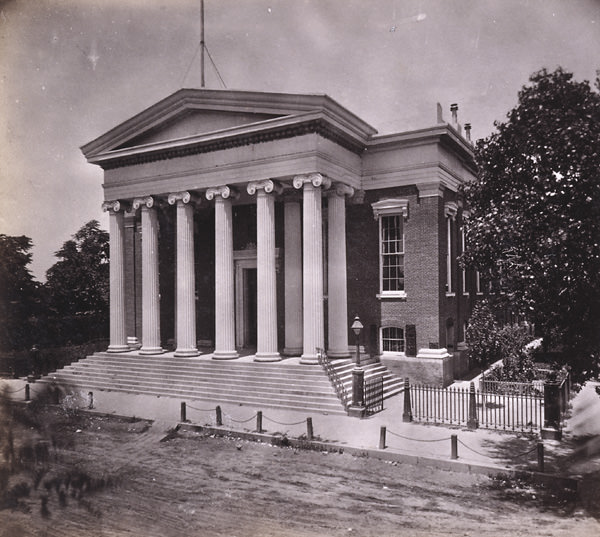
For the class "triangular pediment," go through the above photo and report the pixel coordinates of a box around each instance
[115,109,283,149]
[81,88,378,166]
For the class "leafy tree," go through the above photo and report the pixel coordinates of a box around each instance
[463,67,600,379]
[0,235,41,350]
[44,221,109,344]
[465,300,503,369]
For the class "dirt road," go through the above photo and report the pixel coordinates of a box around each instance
[1,403,599,536]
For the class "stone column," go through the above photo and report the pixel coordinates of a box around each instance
[168,191,199,357]
[102,200,130,353]
[206,186,238,359]
[133,196,163,355]
[293,173,331,364]
[327,184,354,358]
[247,180,282,362]
[283,194,303,356]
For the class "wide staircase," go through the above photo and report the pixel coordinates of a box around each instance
[37,352,403,415]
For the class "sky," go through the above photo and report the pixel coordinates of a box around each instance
[1,0,599,281]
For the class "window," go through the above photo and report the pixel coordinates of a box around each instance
[461,224,468,295]
[381,326,405,353]
[372,199,408,298]
[381,215,404,292]
[445,202,458,295]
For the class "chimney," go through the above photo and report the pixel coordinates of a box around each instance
[464,123,472,143]
[450,103,458,128]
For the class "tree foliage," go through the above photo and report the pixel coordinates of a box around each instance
[0,235,41,350]
[463,67,600,378]
[44,220,109,344]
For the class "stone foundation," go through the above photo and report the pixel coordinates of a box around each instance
[380,348,453,387]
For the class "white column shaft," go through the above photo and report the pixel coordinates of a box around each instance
[175,201,198,357]
[213,196,238,359]
[301,183,324,363]
[327,193,350,358]
[107,209,129,352]
[255,191,280,361]
[140,205,163,354]
[283,200,303,355]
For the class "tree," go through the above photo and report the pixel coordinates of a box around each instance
[463,67,600,379]
[0,234,41,350]
[44,220,109,344]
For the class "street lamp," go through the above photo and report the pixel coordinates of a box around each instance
[351,315,363,367]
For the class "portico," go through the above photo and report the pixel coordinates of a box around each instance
[85,89,373,362]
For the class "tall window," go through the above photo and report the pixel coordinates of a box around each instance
[445,202,458,295]
[381,215,404,292]
[372,198,408,298]
[382,326,405,353]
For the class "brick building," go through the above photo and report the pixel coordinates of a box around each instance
[82,89,476,387]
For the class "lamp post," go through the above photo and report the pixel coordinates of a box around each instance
[348,315,366,417]
[351,315,363,367]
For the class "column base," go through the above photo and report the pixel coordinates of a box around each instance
[139,346,164,355]
[327,348,351,359]
[212,350,239,360]
[106,344,131,353]
[300,354,319,365]
[174,348,200,357]
[127,336,142,350]
[254,352,281,362]
[283,347,303,357]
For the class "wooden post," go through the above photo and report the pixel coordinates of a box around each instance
[53,387,60,405]
[216,405,222,426]
[256,411,263,433]
[25,383,30,402]
[306,417,313,441]
[537,442,544,473]
[402,378,413,422]
[467,382,479,429]
[379,426,386,450]
[451,434,458,460]
[180,402,187,423]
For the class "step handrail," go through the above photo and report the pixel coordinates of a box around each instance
[316,348,350,409]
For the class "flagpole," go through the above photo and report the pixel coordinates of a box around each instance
[200,0,205,87]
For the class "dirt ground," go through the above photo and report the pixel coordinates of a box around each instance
[1,399,600,537]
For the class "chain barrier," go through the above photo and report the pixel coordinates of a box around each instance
[387,429,451,443]
[262,415,307,427]
[0,384,26,394]
[223,411,257,424]
[185,403,217,413]
[457,438,493,459]
[512,444,539,459]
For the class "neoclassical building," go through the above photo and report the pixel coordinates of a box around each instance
[82,89,476,386]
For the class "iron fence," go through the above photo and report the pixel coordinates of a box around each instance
[316,348,350,408]
[410,383,543,433]
[364,375,384,415]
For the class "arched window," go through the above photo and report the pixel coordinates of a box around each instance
[381,326,405,353]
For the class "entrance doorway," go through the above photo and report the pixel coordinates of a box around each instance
[234,251,257,349]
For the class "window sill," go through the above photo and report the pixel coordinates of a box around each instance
[445,292,456,297]
[377,291,407,300]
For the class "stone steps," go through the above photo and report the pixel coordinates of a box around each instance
[38,351,404,415]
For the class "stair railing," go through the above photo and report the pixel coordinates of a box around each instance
[316,348,350,409]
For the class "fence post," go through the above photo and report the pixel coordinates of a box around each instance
[537,442,544,473]
[542,381,562,440]
[306,417,313,441]
[402,378,413,423]
[216,405,222,426]
[256,411,263,433]
[180,402,187,423]
[53,387,60,405]
[25,383,30,402]
[88,391,94,410]
[467,382,478,430]
[379,426,387,450]
[451,434,458,460]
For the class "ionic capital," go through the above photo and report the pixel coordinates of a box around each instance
[102,200,129,213]
[205,185,238,201]
[132,196,155,210]
[292,173,331,190]
[328,183,355,198]
[247,179,283,196]
[444,201,458,220]
[167,191,192,205]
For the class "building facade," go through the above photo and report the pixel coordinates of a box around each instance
[82,89,477,386]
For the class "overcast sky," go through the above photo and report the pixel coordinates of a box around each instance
[1,0,599,280]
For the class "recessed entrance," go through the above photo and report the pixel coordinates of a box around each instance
[234,251,257,349]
